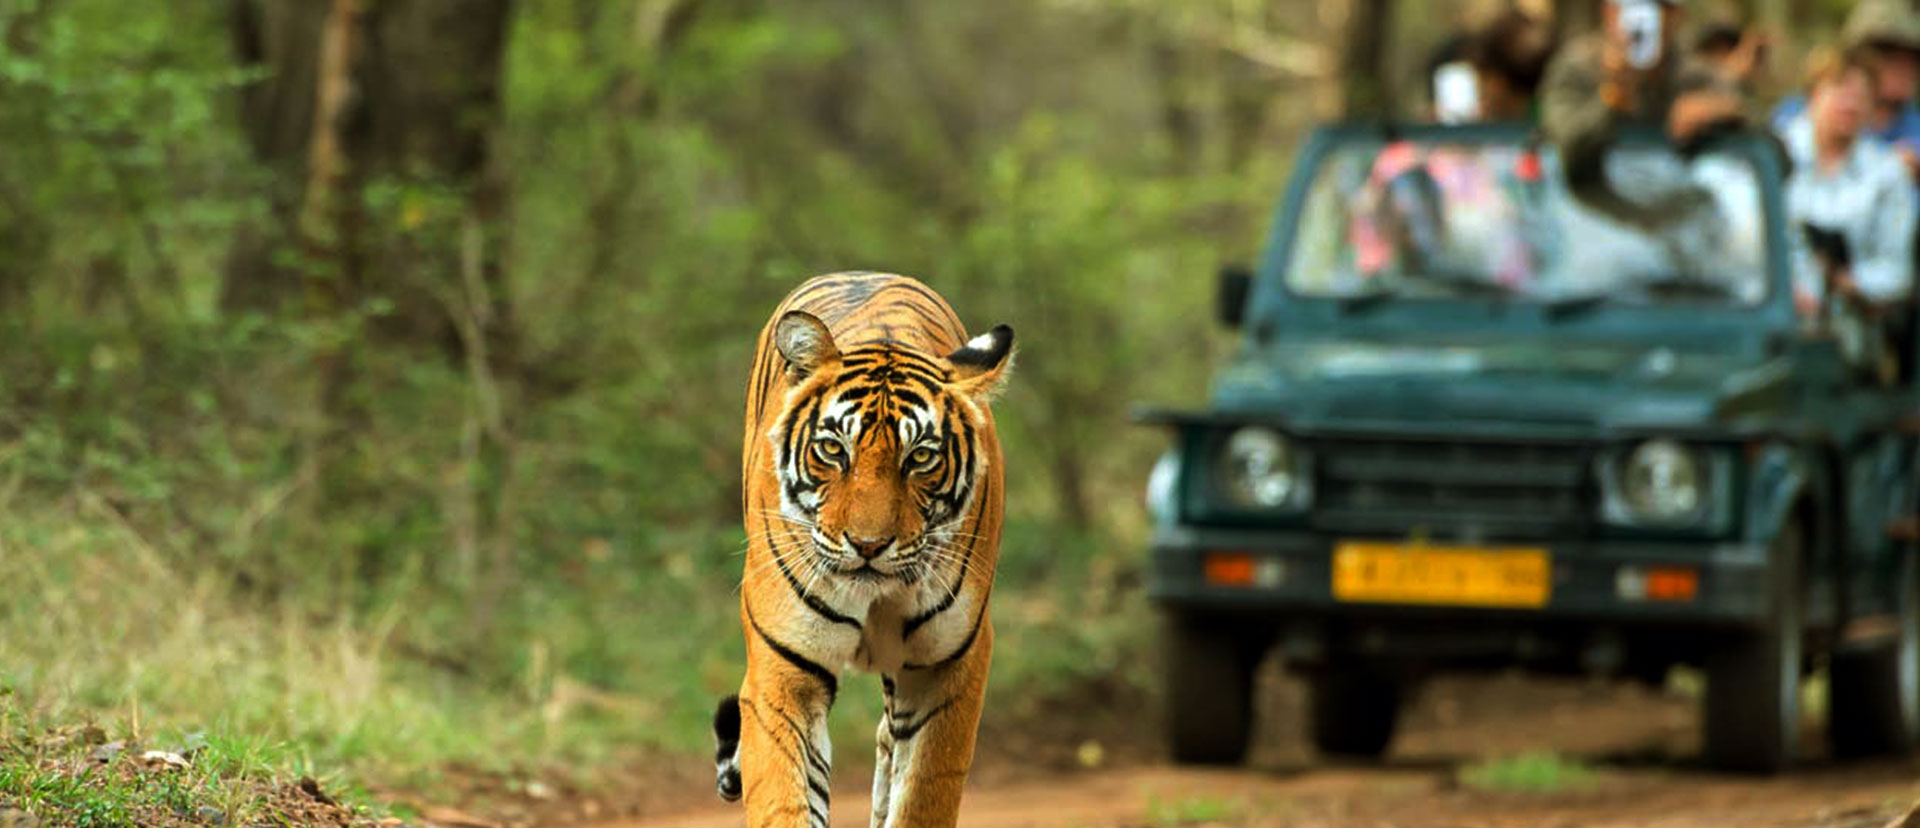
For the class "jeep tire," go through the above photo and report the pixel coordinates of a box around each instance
[1163,615,1262,765]
[1830,550,1920,759]
[1703,519,1804,773]
[1308,669,1401,759]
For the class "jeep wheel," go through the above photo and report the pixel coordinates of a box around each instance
[1703,519,1804,773]
[1829,551,1920,759]
[1162,616,1262,765]
[1308,669,1401,759]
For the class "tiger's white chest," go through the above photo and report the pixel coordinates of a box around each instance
[848,593,911,674]
[812,581,977,676]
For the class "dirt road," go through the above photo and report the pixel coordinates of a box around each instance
[601,674,1920,828]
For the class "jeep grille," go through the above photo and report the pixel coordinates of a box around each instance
[1310,438,1594,539]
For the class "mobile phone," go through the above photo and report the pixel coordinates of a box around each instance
[1618,0,1664,69]
[1433,61,1480,124]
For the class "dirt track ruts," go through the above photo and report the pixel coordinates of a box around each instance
[603,674,1920,828]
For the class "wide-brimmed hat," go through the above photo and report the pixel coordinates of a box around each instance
[1845,0,1920,53]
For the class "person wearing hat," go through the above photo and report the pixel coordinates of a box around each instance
[1541,0,1746,229]
[1772,0,1920,179]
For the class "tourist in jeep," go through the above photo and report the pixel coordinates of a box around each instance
[1783,49,1915,316]
[1774,0,1920,182]
[1542,0,1746,231]
[1781,48,1916,381]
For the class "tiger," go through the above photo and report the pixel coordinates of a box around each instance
[713,271,1014,828]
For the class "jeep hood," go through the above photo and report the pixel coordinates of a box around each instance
[1209,341,1788,434]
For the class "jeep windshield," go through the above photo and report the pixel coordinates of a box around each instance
[1284,134,1770,308]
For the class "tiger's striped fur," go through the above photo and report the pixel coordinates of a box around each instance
[718,272,1012,828]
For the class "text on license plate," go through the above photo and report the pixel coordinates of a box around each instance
[1332,541,1551,608]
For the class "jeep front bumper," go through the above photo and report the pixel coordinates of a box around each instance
[1148,524,1774,627]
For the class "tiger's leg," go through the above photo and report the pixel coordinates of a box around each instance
[737,648,837,828]
[875,619,993,828]
[869,677,896,827]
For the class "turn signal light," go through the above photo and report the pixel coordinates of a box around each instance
[1205,553,1255,586]
[1617,565,1698,602]
[1645,568,1698,601]
[1204,553,1283,588]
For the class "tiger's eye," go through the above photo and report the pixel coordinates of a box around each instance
[909,447,937,466]
[814,439,844,458]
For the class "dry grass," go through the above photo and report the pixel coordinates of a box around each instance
[0,490,561,780]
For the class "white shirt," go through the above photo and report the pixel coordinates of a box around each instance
[1782,115,1917,303]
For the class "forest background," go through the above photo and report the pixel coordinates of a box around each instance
[0,0,1866,799]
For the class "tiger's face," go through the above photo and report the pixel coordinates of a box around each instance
[767,311,1013,593]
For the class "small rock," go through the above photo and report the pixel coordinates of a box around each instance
[140,750,190,770]
[196,806,227,825]
[0,807,41,828]
[523,781,553,801]
[88,741,126,763]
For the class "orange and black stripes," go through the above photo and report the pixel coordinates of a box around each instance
[725,272,1012,828]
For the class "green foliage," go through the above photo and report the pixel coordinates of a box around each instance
[0,0,1876,810]
[0,704,380,827]
[1144,793,1245,826]
[1457,752,1600,794]
[0,0,1273,788]
[0,0,257,321]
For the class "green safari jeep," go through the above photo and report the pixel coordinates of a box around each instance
[1142,124,1920,774]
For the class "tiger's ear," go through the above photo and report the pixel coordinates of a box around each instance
[775,311,840,380]
[946,324,1014,402]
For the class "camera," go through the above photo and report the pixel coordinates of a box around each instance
[1619,0,1664,69]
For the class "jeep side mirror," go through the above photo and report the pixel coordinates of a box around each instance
[1217,265,1253,329]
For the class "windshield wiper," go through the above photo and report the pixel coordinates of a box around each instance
[1543,291,1609,318]
[1337,283,1396,313]
[1338,266,1517,313]
[1640,275,1738,300]
[1411,265,1520,299]
[1544,275,1736,321]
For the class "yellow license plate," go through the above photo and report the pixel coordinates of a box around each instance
[1332,541,1551,608]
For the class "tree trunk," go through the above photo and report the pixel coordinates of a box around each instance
[221,0,326,314]
[1340,0,1396,118]
[0,171,48,314]
[0,6,56,312]
[223,0,518,597]
[1150,37,1205,172]
[1223,52,1273,172]
[222,0,515,365]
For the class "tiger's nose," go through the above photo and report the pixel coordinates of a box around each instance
[846,534,893,560]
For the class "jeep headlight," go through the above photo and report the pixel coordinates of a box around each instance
[1622,440,1701,520]
[1217,427,1308,510]
[1603,438,1725,526]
